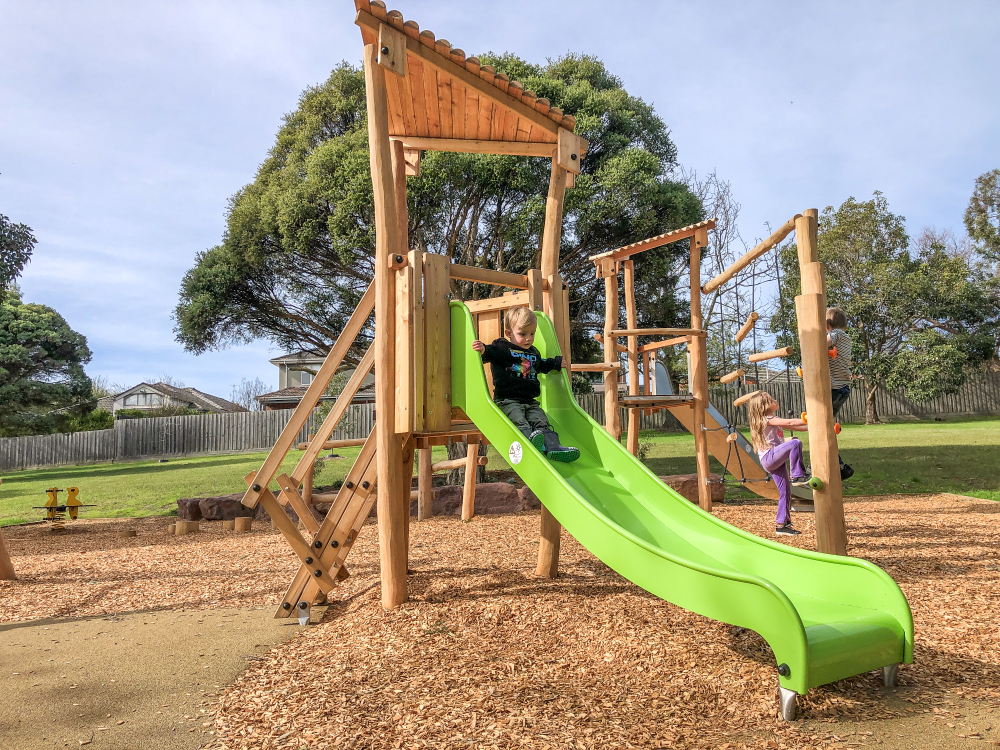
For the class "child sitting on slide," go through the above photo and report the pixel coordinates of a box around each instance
[747,391,809,536]
[472,307,581,463]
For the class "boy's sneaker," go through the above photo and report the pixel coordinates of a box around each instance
[775,524,801,536]
[547,445,581,463]
[840,464,855,481]
[529,430,546,453]
[790,476,810,486]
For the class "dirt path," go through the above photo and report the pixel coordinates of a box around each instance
[0,606,307,750]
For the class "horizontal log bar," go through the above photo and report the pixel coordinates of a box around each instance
[431,455,489,472]
[594,333,628,353]
[393,137,556,158]
[570,363,621,371]
[295,438,368,451]
[638,336,690,352]
[719,368,744,384]
[606,328,704,338]
[450,263,529,289]
[735,311,759,343]
[463,291,529,313]
[702,216,800,294]
[748,346,793,363]
[733,390,761,408]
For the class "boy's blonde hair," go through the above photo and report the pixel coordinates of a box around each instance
[505,306,537,333]
[826,307,848,329]
[746,391,774,453]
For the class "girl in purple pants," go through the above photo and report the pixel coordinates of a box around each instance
[746,392,809,536]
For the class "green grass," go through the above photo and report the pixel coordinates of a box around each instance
[2,418,997,526]
[636,418,1000,502]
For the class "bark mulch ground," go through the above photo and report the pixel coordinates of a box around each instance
[2,493,999,749]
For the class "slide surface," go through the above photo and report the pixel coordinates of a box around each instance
[451,302,912,695]
[649,361,814,506]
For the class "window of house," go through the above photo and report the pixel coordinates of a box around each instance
[300,371,313,386]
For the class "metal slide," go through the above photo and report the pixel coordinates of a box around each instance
[649,361,814,506]
[451,302,912,716]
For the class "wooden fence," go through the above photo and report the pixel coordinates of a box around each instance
[2,372,999,472]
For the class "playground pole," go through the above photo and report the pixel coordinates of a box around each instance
[690,228,713,511]
[0,530,14,580]
[536,156,568,578]
[794,209,847,555]
[364,44,409,607]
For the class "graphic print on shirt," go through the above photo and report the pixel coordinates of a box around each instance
[510,350,537,380]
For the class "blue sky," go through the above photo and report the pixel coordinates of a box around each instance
[2,0,997,398]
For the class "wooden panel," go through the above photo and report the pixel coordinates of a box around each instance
[451,63,466,140]
[556,128,586,174]
[438,76,453,138]
[477,94,492,140]
[378,21,407,77]
[410,249,425,432]
[423,62,441,137]
[396,137,555,157]
[590,219,717,263]
[476,310,502,398]
[464,87,479,142]
[423,253,452,431]
[407,57,429,136]
[463,290,528,313]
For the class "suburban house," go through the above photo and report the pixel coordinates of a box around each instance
[97,383,247,416]
[256,351,376,410]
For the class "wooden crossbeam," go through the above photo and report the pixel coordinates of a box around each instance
[394,136,555,157]
[589,219,717,263]
[275,434,379,617]
[242,283,375,509]
[638,336,690,352]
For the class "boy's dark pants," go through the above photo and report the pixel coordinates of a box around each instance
[496,398,551,438]
[831,385,851,468]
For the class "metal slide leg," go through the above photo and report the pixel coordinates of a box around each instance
[297,601,311,626]
[779,686,798,721]
[882,663,899,688]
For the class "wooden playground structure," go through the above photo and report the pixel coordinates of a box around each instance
[228,0,848,618]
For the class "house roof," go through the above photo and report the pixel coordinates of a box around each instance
[114,382,247,413]
[257,384,376,405]
[269,351,327,366]
[355,0,578,149]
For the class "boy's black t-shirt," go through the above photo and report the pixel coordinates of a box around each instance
[480,338,562,403]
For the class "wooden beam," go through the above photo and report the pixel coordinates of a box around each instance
[377,20,407,77]
[241,283,374,509]
[356,10,561,140]
[275,473,320,536]
[526,269,544,312]
[735,311,759,343]
[462,436,479,521]
[594,332,628,353]
[296,438,367,450]
[0,529,14,580]
[365,43,408,609]
[748,347,793,363]
[556,128,586,174]
[606,328,704,338]
[431,455,488,473]
[423,253,452,431]
[589,219,717,263]
[570,362,620,372]
[638,336,690,353]
[450,263,529,290]
[733,390,761,408]
[463,291,528,313]
[417,447,433,520]
[394,136,555,157]
[689,229,713,512]
[290,346,375,484]
[603,274,621,439]
[701,216,799,294]
[719,368,744,385]
[624,260,640,456]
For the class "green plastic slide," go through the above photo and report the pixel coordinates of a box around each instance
[451,302,913,717]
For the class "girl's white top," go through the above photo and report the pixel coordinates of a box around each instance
[757,415,785,458]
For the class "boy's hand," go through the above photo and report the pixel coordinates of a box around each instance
[561,358,569,371]
[472,340,485,353]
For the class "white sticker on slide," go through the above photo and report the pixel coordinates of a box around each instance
[508,441,523,466]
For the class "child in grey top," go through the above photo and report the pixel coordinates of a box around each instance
[827,307,853,480]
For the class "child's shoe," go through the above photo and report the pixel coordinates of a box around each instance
[528,430,546,453]
[775,524,800,536]
[790,476,810,486]
[547,445,581,463]
[840,464,855,480]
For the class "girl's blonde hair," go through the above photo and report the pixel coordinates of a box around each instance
[746,391,774,452]
[505,306,537,333]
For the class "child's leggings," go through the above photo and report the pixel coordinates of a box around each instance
[760,439,807,527]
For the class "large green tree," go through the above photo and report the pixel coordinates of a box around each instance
[1,214,36,289]
[965,169,1000,262]
[773,192,1000,423]
[174,55,702,365]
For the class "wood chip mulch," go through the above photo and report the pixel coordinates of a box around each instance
[2,493,999,749]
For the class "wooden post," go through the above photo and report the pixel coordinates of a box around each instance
[624,260,640,455]
[603,261,621,438]
[689,230,713,512]
[364,44,408,608]
[461,436,479,521]
[526,269,544,312]
[234,517,252,533]
[536,156,568,579]
[417,447,433,520]
[0,529,15,580]
[302,465,313,506]
[795,208,847,555]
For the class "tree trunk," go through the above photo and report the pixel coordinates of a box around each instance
[445,439,487,486]
[865,382,881,425]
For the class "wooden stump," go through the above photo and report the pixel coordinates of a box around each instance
[222,519,235,531]
[234,517,252,533]
[167,524,176,535]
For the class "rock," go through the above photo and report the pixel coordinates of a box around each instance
[198,495,255,521]
[176,497,203,521]
[658,473,725,504]
[518,485,541,510]
[404,482,536,517]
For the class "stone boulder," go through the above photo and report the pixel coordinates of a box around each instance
[199,494,256,521]
[518,485,541,510]
[176,497,203,521]
[658,473,725,504]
